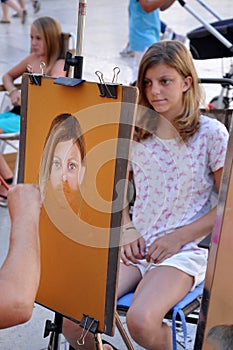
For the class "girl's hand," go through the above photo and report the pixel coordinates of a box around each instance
[120,224,145,265]
[146,231,182,264]
[10,89,21,106]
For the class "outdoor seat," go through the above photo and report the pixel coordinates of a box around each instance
[117,281,204,350]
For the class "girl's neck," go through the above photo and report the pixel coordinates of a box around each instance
[155,117,177,140]
[31,53,48,74]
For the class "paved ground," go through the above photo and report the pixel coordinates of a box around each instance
[0,0,232,349]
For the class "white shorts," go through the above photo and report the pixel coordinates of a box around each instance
[127,248,208,291]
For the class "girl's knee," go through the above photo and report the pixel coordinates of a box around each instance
[126,309,172,350]
[126,306,160,339]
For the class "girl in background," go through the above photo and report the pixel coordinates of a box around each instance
[0,16,66,206]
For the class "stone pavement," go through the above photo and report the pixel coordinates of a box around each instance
[0,0,232,349]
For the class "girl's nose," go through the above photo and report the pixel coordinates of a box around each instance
[151,82,160,95]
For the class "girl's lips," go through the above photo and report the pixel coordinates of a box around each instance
[151,99,166,103]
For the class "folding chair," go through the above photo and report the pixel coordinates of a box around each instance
[117,281,204,350]
[0,87,20,184]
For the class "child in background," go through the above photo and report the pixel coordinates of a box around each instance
[0,16,66,207]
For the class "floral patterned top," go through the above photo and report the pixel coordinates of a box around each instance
[130,115,229,253]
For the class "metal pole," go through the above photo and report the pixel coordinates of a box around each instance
[195,0,222,21]
[177,0,233,51]
[76,0,86,56]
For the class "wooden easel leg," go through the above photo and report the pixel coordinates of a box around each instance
[94,333,104,350]
[115,311,135,350]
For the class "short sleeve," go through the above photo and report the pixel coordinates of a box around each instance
[207,118,229,172]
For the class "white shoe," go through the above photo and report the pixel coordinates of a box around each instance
[119,43,135,57]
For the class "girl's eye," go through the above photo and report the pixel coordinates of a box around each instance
[31,35,41,41]
[161,79,169,85]
[143,79,151,87]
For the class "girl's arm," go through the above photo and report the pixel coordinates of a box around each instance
[2,54,33,105]
[146,167,223,263]
[175,167,223,245]
[50,59,66,78]
[121,205,146,264]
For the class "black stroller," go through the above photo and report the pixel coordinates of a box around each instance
[178,0,233,109]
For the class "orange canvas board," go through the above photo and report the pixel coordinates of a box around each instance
[19,75,137,334]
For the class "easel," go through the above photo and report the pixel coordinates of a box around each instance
[18,2,137,349]
[38,1,104,349]
[41,2,86,349]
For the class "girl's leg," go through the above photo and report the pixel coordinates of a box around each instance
[117,262,142,297]
[0,155,13,205]
[0,155,13,180]
[126,266,193,350]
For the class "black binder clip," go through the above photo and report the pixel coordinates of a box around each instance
[27,63,43,86]
[76,314,99,346]
[28,74,42,86]
[95,67,120,99]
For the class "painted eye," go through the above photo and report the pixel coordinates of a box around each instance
[52,160,61,169]
[68,162,78,171]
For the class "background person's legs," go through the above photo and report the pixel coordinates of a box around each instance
[0,155,13,206]
[4,0,26,23]
[0,2,10,22]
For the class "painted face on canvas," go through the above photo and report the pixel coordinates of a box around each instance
[50,139,85,212]
[51,139,85,190]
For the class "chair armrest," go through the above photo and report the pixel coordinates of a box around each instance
[198,233,212,249]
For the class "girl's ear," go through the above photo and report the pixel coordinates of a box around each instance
[183,76,192,92]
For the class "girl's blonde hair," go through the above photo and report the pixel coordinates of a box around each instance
[136,40,204,142]
[32,16,63,75]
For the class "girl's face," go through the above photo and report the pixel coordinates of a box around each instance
[143,63,192,121]
[51,139,85,191]
[30,25,45,56]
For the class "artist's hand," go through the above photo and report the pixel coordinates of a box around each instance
[120,223,145,265]
[8,184,42,224]
[146,231,182,264]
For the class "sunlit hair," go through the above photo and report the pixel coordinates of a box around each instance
[136,40,204,142]
[32,16,63,75]
[40,113,86,193]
